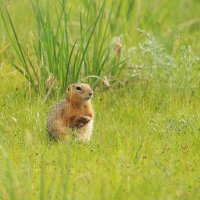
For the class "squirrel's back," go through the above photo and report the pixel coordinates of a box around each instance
[46,100,66,137]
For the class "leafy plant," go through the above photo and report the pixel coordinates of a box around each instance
[1,0,126,95]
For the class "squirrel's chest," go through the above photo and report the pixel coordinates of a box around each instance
[67,105,92,116]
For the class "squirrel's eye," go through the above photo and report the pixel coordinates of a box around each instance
[76,86,81,91]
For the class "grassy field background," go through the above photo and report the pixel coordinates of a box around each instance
[0,0,200,199]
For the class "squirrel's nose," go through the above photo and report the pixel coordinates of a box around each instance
[89,92,93,96]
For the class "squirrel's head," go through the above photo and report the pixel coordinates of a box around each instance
[66,83,93,102]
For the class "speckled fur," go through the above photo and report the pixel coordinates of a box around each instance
[46,100,67,139]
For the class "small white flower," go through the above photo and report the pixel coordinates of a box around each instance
[11,117,17,123]
[37,112,40,118]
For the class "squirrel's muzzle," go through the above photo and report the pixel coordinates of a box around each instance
[84,91,93,100]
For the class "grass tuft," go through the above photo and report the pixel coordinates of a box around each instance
[1,0,126,95]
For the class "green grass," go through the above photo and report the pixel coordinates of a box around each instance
[1,0,126,94]
[1,0,200,199]
[0,83,200,199]
[1,0,200,94]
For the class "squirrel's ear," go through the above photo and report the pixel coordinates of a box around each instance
[66,85,71,92]
[67,83,75,90]
[66,84,74,98]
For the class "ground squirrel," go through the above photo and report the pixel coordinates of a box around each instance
[47,83,94,141]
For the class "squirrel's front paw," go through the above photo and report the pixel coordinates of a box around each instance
[82,116,91,122]
[76,116,91,128]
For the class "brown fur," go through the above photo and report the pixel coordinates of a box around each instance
[47,83,94,140]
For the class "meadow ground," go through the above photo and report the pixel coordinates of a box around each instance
[0,83,200,199]
[1,0,200,199]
